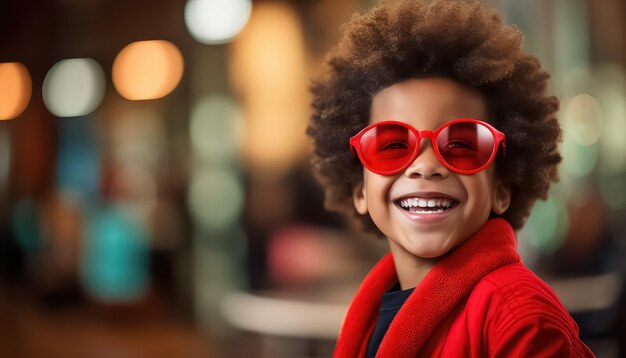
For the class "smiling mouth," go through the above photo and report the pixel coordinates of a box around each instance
[394,197,460,214]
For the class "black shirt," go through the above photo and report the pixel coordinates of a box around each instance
[366,282,415,358]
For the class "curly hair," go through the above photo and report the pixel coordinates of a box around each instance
[306,0,562,236]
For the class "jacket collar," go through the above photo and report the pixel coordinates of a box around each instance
[333,218,520,358]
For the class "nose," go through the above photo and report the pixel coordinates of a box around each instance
[404,138,450,179]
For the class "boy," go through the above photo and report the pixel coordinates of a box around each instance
[306,0,596,357]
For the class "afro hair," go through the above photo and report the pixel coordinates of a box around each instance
[306,0,562,237]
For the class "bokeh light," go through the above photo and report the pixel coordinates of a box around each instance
[562,139,599,177]
[184,0,252,45]
[190,95,242,163]
[188,168,243,233]
[521,198,569,255]
[230,2,309,171]
[112,40,184,100]
[563,94,603,146]
[596,64,626,173]
[0,62,32,120]
[42,58,106,117]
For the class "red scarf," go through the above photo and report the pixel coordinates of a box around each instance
[333,218,521,357]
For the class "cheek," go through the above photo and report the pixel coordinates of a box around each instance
[366,179,391,207]
[462,175,495,216]
[363,174,395,220]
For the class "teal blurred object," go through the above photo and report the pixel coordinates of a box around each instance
[522,197,569,255]
[81,206,149,302]
[10,198,41,253]
[56,116,100,202]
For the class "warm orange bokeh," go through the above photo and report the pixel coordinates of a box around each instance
[112,40,184,101]
[230,2,309,172]
[0,62,32,120]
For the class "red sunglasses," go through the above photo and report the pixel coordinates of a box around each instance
[350,118,506,175]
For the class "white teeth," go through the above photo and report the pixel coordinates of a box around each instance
[399,197,456,209]
[409,208,446,214]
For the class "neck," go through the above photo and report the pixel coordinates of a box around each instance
[387,239,439,290]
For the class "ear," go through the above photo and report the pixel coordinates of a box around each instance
[352,179,369,215]
[491,179,511,215]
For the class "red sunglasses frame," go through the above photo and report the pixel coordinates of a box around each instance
[349,118,506,176]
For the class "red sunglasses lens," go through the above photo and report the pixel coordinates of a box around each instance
[436,122,495,171]
[359,123,417,173]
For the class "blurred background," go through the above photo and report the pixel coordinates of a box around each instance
[1,0,625,357]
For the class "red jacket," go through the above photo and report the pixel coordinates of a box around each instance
[333,219,595,357]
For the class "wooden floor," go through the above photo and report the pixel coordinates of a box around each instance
[0,283,339,358]
[0,287,225,358]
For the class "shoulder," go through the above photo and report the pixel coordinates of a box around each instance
[468,262,568,316]
[468,263,571,320]
[465,263,595,357]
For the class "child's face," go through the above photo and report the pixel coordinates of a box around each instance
[352,77,511,259]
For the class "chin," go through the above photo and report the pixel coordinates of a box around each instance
[400,232,455,257]
[411,249,448,259]
[403,240,452,259]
